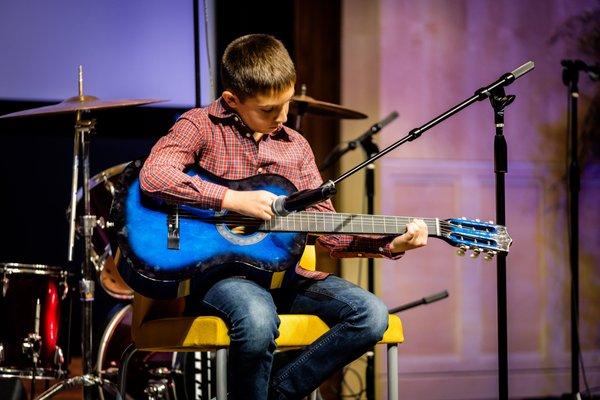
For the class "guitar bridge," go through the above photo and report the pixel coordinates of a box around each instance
[167,206,180,250]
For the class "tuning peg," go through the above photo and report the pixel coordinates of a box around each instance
[456,245,468,256]
[483,251,497,261]
[470,248,481,258]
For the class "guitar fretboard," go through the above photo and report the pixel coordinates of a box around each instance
[260,212,440,236]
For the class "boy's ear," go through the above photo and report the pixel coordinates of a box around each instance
[222,90,240,109]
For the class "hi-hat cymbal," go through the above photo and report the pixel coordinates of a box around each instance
[290,94,367,119]
[0,95,166,119]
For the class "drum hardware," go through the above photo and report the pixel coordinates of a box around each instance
[144,379,177,400]
[21,300,42,366]
[21,299,43,396]
[289,83,368,130]
[52,348,65,370]
[0,67,165,400]
[2,273,8,297]
[67,161,133,300]
[96,304,185,400]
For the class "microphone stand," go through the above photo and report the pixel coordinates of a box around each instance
[560,58,598,399]
[488,86,515,400]
[361,136,379,400]
[564,60,581,400]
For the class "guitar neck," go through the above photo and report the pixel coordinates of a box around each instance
[261,212,441,236]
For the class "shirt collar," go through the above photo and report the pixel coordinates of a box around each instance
[206,97,292,141]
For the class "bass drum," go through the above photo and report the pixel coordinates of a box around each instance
[96,304,184,400]
[71,162,133,300]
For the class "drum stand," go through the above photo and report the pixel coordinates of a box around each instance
[35,68,121,400]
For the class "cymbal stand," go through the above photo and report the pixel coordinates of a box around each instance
[294,84,308,131]
[35,66,121,400]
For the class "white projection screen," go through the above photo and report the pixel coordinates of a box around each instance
[0,0,216,108]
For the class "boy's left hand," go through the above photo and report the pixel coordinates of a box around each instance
[389,219,428,254]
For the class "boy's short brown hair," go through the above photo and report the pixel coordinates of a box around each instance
[221,34,296,100]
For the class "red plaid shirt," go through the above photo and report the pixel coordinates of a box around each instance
[140,98,402,279]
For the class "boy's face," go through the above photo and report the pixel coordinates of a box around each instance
[223,85,295,134]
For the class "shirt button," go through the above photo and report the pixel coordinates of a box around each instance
[245,133,251,138]
[378,247,385,252]
[233,116,239,122]
[257,167,263,173]
[357,253,363,257]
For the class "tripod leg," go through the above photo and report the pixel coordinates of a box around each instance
[34,375,123,400]
[34,376,86,400]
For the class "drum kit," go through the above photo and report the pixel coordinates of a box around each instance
[0,66,367,400]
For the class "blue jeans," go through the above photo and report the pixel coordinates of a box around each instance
[187,274,389,400]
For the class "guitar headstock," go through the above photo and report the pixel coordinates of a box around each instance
[441,218,512,260]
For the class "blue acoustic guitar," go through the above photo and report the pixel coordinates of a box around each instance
[110,160,513,299]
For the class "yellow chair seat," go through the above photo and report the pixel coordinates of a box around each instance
[133,313,403,352]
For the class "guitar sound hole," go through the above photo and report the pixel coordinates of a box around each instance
[226,224,260,236]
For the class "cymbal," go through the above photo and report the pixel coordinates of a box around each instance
[290,94,367,119]
[0,95,166,119]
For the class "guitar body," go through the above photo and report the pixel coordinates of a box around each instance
[110,160,307,298]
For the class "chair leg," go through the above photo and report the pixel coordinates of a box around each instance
[118,343,138,399]
[216,348,227,400]
[387,343,398,400]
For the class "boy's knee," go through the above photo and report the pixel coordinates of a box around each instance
[353,297,388,342]
[234,309,280,354]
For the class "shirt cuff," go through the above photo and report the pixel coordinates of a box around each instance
[195,180,228,211]
[381,241,405,260]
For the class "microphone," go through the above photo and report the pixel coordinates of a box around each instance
[476,61,535,99]
[319,111,399,171]
[388,290,449,314]
[271,180,337,216]
[561,59,600,81]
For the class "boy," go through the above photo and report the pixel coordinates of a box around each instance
[140,34,427,400]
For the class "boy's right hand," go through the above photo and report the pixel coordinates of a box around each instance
[222,189,278,220]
